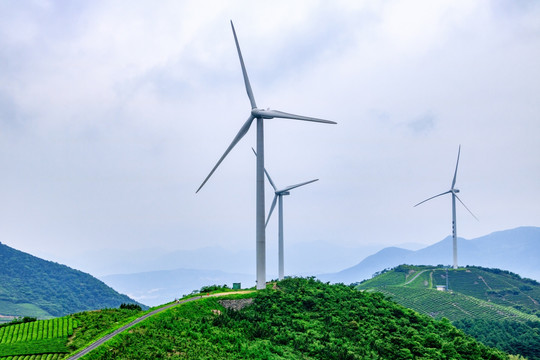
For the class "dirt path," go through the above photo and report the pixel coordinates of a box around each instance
[65,290,255,360]
[478,276,493,290]
[404,269,429,285]
[204,290,254,297]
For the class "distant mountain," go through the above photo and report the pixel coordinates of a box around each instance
[0,242,143,319]
[56,241,377,278]
[100,268,256,307]
[319,226,540,284]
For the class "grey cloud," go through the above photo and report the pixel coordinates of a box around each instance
[407,112,436,134]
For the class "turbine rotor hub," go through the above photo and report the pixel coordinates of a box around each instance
[251,108,273,119]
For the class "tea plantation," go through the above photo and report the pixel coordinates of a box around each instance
[357,265,540,359]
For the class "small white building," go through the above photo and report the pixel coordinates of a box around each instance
[436,285,447,291]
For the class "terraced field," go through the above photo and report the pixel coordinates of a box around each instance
[0,317,75,358]
[359,265,540,319]
[0,354,64,360]
[357,265,540,359]
[375,286,538,322]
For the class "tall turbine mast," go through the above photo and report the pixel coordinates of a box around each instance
[414,145,478,269]
[252,148,318,280]
[197,21,336,289]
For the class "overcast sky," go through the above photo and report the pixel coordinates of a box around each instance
[1,1,539,276]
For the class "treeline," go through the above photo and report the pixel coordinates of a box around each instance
[119,303,142,311]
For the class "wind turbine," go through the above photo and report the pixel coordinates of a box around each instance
[252,148,318,281]
[414,145,478,269]
[196,21,336,290]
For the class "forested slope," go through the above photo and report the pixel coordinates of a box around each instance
[0,242,143,318]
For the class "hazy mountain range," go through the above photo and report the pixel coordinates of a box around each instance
[100,268,255,306]
[318,226,540,284]
[1,226,537,309]
[54,241,386,278]
[98,226,539,306]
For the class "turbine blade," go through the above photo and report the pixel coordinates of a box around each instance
[251,147,277,191]
[452,145,461,189]
[262,109,336,124]
[196,115,255,193]
[414,190,452,207]
[264,168,277,192]
[279,179,319,193]
[454,194,479,221]
[230,21,257,109]
[265,195,278,227]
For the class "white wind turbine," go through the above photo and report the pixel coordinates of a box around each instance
[252,148,318,281]
[196,21,336,289]
[414,145,478,269]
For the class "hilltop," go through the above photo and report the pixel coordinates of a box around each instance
[0,278,510,359]
[358,265,540,359]
[0,242,143,320]
[319,227,540,284]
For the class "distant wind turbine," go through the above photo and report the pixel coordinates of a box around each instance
[252,148,318,281]
[196,21,336,289]
[414,145,478,269]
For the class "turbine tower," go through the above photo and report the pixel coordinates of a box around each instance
[197,21,336,290]
[414,145,478,269]
[253,148,319,281]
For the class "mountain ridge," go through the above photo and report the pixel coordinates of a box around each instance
[318,226,540,284]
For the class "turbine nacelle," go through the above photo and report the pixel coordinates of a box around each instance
[453,189,460,194]
[252,108,273,119]
[277,191,291,196]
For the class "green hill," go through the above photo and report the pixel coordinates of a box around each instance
[0,278,512,359]
[357,265,540,359]
[1,278,512,359]
[0,242,143,319]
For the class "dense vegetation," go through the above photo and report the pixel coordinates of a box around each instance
[0,242,144,318]
[79,277,506,359]
[357,265,540,359]
[454,319,540,360]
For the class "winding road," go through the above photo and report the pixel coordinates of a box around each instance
[65,291,254,359]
